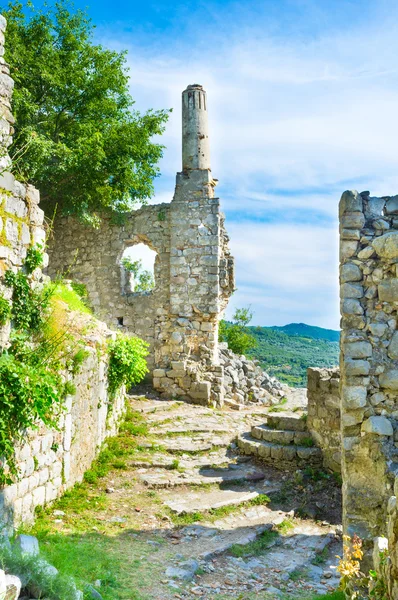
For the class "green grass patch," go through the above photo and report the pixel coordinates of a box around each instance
[276,518,295,534]
[52,283,92,314]
[312,547,329,565]
[229,527,278,557]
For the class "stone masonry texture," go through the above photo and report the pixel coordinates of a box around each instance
[340,189,398,562]
[307,367,341,473]
[48,84,235,407]
[0,16,126,533]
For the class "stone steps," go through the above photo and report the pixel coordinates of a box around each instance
[267,413,308,432]
[251,424,314,446]
[237,432,322,470]
[137,463,267,488]
[162,488,262,514]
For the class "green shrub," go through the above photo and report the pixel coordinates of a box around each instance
[219,306,257,356]
[0,294,11,325]
[108,334,149,396]
[0,353,63,484]
[24,244,44,274]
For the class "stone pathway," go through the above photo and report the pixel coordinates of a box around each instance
[119,392,342,599]
[39,391,342,599]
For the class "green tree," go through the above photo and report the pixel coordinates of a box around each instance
[2,1,170,225]
[219,306,258,356]
[121,257,154,292]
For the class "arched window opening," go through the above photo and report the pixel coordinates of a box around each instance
[120,244,157,295]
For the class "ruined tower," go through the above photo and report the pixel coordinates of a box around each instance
[47,84,234,407]
[182,84,210,171]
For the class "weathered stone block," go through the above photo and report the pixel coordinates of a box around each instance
[344,341,372,359]
[341,262,362,283]
[388,331,398,359]
[361,416,393,436]
[343,385,367,409]
[341,283,363,299]
[379,370,398,389]
[378,279,398,302]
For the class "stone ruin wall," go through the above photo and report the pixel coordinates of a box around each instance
[339,189,398,561]
[1,334,125,534]
[0,16,126,533]
[307,367,341,473]
[48,84,235,408]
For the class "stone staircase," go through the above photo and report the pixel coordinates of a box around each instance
[237,413,323,470]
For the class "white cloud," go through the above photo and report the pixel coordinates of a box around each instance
[98,3,398,329]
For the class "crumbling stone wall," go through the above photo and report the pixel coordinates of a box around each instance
[0,317,125,533]
[307,367,341,473]
[0,15,47,349]
[0,16,126,532]
[340,189,398,557]
[48,84,235,407]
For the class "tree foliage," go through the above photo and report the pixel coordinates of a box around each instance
[121,257,154,292]
[219,307,258,356]
[2,1,170,225]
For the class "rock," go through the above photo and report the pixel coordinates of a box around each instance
[344,342,372,359]
[361,416,393,436]
[0,570,6,597]
[380,370,398,390]
[341,262,362,283]
[378,279,398,302]
[14,534,39,556]
[388,331,398,359]
[85,584,104,599]
[385,196,398,215]
[342,385,367,409]
[165,560,198,581]
[372,231,398,258]
[5,574,21,600]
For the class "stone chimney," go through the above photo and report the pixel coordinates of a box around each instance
[182,84,210,171]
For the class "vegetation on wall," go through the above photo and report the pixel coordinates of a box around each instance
[0,243,150,483]
[0,247,65,484]
[108,335,149,397]
[1,1,170,226]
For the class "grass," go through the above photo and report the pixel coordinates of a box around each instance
[51,282,92,315]
[301,437,315,448]
[229,527,278,557]
[167,493,271,527]
[312,547,329,565]
[276,518,295,534]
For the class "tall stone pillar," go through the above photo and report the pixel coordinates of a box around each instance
[153,84,234,407]
[340,189,398,563]
[182,84,210,171]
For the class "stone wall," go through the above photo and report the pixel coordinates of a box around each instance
[0,15,126,532]
[373,477,398,599]
[0,313,125,533]
[48,84,235,407]
[307,367,341,473]
[0,16,47,350]
[339,189,398,558]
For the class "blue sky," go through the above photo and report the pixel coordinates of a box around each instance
[28,0,398,328]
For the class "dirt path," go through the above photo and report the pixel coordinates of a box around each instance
[29,392,342,600]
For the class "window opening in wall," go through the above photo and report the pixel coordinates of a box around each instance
[117,317,124,326]
[120,244,157,295]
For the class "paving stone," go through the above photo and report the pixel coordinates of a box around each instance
[139,464,266,488]
[163,489,261,514]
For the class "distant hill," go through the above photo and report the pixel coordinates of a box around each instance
[247,323,339,388]
[270,322,340,342]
